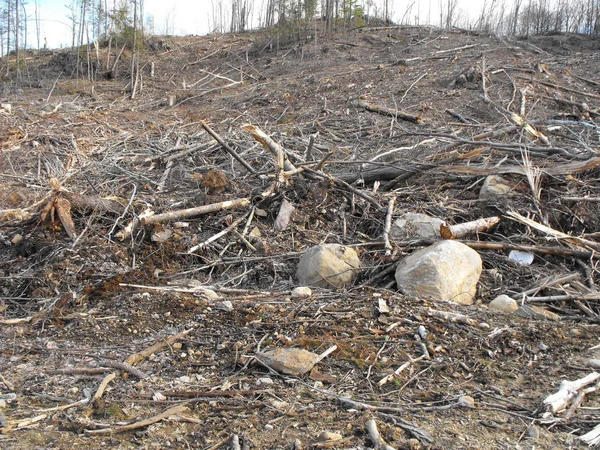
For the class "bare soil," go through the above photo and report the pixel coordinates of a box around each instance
[1,26,600,449]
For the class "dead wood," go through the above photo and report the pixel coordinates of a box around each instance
[306,168,383,209]
[201,121,256,174]
[141,198,250,226]
[84,403,190,435]
[506,211,600,252]
[92,372,116,401]
[5,27,600,450]
[440,216,500,239]
[516,74,600,100]
[124,329,193,366]
[365,419,395,450]
[351,99,424,124]
[459,240,599,260]
[102,361,147,379]
[542,372,600,415]
[243,124,297,171]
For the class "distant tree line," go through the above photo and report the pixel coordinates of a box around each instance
[2,0,600,78]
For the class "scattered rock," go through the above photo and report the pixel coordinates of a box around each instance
[153,392,166,401]
[215,300,233,311]
[390,212,444,241]
[395,240,482,305]
[588,359,600,369]
[254,348,321,376]
[255,208,268,217]
[489,294,519,313]
[195,288,220,300]
[408,438,423,450]
[516,304,561,321]
[249,226,262,238]
[479,175,513,199]
[151,228,173,243]
[291,286,312,298]
[296,244,360,288]
[256,377,274,385]
[377,298,390,314]
[457,395,475,408]
[509,250,534,266]
[526,425,540,440]
[316,431,343,442]
[273,198,295,231]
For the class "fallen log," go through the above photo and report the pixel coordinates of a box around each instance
[440,216,500,239]
[352,99,424,124]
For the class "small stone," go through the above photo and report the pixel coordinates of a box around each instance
[215,300,234,312]
[478,322,490,329]
[255,209,268,217]
[196,288,220,300]
[69,387,79,394]
[270,399,289,410]
[390,212,444,241]
[256,377,274,385]
[176,375,191,383]
[264,424,274,431]
[377,298,390,314]
[151,229,172,242]
[153,392,166,401]
[11,234,23,245]
[297,244,360,289]
[516,305,560,321]
[291,287,312,298]
[408,438,422,450]
[588,359,600,369]
[457,395,475,408]
[480,175,513,199]
[538,343,549,351]
[172,342,182,350]
[249,226,262,239]
[254,348,321,376]
[316,431,343,442]
[526,425,539,440]
[489,295,519,313]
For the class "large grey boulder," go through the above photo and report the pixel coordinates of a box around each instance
[390,213,444,241]
[297,244,360,288]
[395,240,482,305]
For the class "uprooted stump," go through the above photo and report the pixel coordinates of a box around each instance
[0,178,126,241]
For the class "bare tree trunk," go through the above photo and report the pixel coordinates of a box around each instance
[15,0,19,78]
[34,0,41,53]
[6,0,11,76]
[130,0,139,99]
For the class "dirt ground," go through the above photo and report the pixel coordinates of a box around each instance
[1,25,600,449]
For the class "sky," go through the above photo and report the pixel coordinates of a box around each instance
[29,0,485,50]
